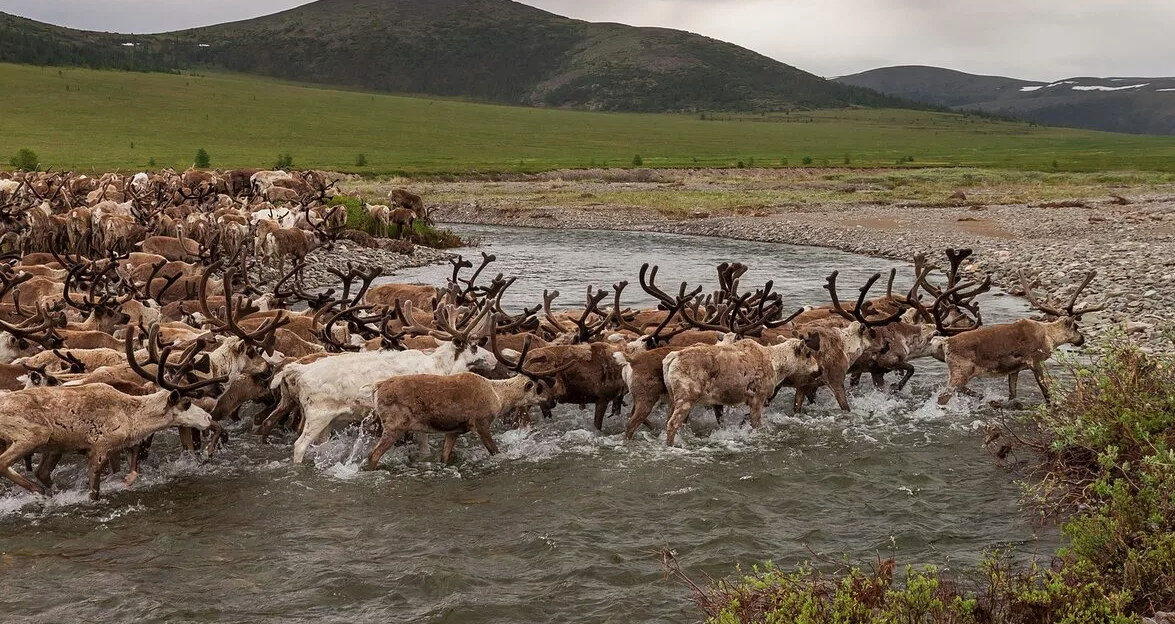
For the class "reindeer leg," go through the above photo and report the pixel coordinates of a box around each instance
[440,433,459,464]
[792,388,806,415]
[292,409,336,464]
[257,395,295,443]
[1030,363,1052,404]
[939,364,977,406]
[0,441,46,495]
[712,405,724,425]
[125,444,142,487]
[34,451,63,490]
[849,371,863,387]
[748,399,765,429]
[86,450,107,501]
[892,364,916,392]
[611,395,624,418]
[624,398,656,440]
[592,400,607,431]
[416,433,429,455]
[179,427,196,451]
[364,430,399,471]
[474,420,498,457]
[870,369,887,390]
[665,401,692,447]
[828,378,851,411]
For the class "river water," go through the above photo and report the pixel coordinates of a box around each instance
[0,225,1053,623]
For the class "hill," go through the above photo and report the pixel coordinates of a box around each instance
[837,65,1175,135]
[0,0,908,113]
[2,63,1174,174]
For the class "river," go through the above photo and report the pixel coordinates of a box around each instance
[0,225,1053,623]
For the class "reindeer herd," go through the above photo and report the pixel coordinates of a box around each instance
[0,167,1104,503]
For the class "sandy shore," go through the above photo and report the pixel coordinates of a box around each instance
[378,168,1175,350]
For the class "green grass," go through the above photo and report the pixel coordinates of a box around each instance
[4,63,1175,174]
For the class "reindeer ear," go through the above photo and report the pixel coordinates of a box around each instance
[524,381,535,392]
[17,339,28,349]
[167,390,182,406]
[178,398,192,411]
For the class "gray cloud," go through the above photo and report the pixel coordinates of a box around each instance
[2,0,1172,80]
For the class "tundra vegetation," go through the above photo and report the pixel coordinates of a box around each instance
[3,64,1175,174]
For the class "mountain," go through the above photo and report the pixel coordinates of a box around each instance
[837,65,1175,135]
[0,0,911,113]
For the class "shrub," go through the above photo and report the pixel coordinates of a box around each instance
[843,153,852,165]
[780,157,788,166]
[148,157,157,168]
[736,161,745,168]
[355,153,368,167]
[632,154,643,167]
[802,156,813,165]
[194,148,210,169]
[9,148,39,170]
[275,153,294,169]
[328,195,465,250]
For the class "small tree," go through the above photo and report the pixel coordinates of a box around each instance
[632,154,643,167]
[148,157,157,168]
[275,153,294,169]
[9,148,39,171]
[355,153,368,167]
[194,148,211,169]
[801,156,813,165]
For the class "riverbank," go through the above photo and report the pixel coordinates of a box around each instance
[358,168,1175,351]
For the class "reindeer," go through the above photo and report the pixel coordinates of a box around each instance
[365,334,566,467]
[936,271,1103,406]
[0,338,220,499]
[662,336,821,447]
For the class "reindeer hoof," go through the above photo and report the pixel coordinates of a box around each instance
[124,471,140,487]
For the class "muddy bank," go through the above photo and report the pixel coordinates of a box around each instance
[432,199,1175,350]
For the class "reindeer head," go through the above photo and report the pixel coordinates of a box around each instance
[1018,270,1104,348]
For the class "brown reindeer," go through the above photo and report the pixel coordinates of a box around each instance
[936,271,1103,406]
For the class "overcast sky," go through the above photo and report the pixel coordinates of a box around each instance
[3,0,1172,80]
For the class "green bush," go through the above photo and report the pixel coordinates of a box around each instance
[9,148,39,170]
[632,154,643,167]
[355,153,368,167]
[328,195,465,249]
[275,153,294,169]
[195,148,210,168]
[802,156,813,165]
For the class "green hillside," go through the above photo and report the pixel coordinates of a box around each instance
[3,64,1175,174]
[0,0,911,113]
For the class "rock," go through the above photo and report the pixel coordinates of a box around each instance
[1125,321,1154,335]
[950,190,967,201]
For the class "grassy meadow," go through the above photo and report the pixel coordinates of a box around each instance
[3,63,1175,174]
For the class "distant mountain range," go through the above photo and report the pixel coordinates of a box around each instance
[836,65,1175,135]
[0,0,911,113]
